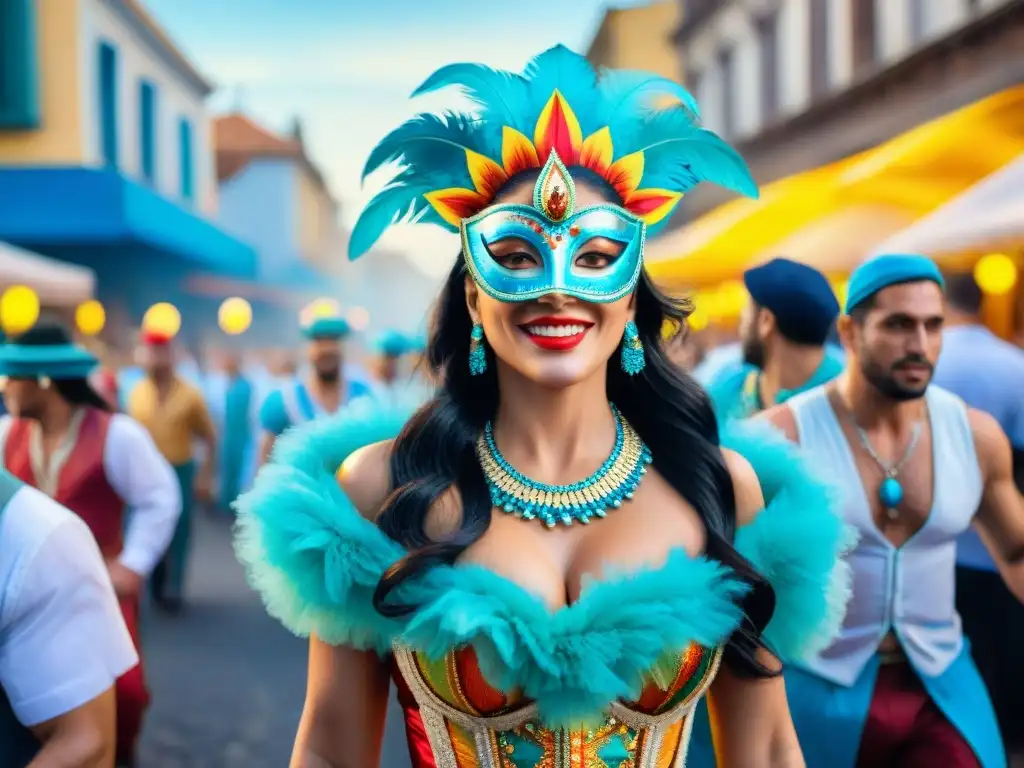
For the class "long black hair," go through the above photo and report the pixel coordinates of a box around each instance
[11,322,112,412]
[373,178,778,678]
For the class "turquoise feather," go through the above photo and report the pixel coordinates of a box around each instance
[412,63,532,132]
[235,393,852,729]
[350,44,759,259]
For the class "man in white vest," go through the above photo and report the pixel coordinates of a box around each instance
[0,469,138,767]
[760,254,1024,767]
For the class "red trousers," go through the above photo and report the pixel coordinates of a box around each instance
[856,662,980,767]
[116,598,150,762]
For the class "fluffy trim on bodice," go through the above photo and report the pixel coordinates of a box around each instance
[234,395,853,727]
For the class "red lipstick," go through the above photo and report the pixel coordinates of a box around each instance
[518,316,594,352]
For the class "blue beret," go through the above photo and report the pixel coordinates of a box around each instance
[303,316,350,340]
[374,330,408,357]
[743,258,839,345]
[845,254,944,314]
[0,342,98,379]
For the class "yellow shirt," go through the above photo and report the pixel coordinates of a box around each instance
[128,377,214,465]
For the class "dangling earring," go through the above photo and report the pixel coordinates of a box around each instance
[620,320,645,375]
[469,323,487,376]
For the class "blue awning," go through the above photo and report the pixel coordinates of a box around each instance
[0,167,256,277]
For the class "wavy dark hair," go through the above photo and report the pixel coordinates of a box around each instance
[373,173,778,677]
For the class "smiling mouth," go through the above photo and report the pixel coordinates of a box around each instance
[518,316,594,351]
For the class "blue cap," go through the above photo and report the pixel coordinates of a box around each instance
[743,258,839,346]
[0,343,98,379]
[302,316,350,340]
[845,254,945,314]
[374,330,408,357]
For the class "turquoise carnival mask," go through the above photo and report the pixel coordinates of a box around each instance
[349,45,758,302]
[461,153,645,302]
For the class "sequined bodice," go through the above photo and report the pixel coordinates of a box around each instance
[392,642,721,767]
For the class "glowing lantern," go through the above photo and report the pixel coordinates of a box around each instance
[0,285,40,335]
[75,300,106,336]
[832,279,849,307]
[142,302,181,338]
[347,305,370,331]
[716,280,748,318]
[688,305,709,332]
[973,253,1017,296]
[218,297,252,335]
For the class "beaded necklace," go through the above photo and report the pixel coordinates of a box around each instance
[476,405,652,527]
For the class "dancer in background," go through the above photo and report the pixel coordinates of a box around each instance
[0,469,138,767]
[216,351,254,511]
[372,329,409,391]
[935,270,1024,756]
[257,316,371,464]
[706,258,843,420]
[763,255,1024,767]
[128,329,214,613]
[0,322,181,766]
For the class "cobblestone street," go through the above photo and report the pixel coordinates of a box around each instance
[136,511,411,768]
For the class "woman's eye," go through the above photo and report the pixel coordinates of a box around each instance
[497,252,538,269]
[575,252,613,269]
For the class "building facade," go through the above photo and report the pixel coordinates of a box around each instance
[207,113,341,344]
[674,0,1024,216]
[0,0,254,342]
[587,1,683,81]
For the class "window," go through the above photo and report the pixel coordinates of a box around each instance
[909,0,927,43]
[139,80,156,183]
[755,10,781,124]
[0,0,40,128]
[98,41,118,168]
[851,0,878,75]
[717,46,736,138]
[178,117,193,201]
[809,0,830,98]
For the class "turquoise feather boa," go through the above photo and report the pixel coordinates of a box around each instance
[234,396,853,727]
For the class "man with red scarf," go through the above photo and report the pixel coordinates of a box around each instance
[0,322,181,767]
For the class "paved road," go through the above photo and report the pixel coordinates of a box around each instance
[136,511,412,768]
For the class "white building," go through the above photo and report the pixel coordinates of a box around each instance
[674,0,1024,216]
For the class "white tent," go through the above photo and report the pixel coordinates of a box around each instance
[870,153,1024,259]
[0,241,95,306]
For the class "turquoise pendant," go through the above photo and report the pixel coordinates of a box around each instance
[879,476,903,508]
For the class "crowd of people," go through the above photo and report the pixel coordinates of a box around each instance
[1,42,1022,768]
[0,316,428,766]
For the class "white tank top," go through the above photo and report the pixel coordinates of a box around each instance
[787,385,982,684]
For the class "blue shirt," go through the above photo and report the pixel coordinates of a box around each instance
[259,379,372,436]
[934,324,1024,571]
[705,346,845,421]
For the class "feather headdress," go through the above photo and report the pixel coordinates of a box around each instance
[349,45,758,259]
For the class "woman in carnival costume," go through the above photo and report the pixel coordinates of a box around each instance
[236,46,852,767]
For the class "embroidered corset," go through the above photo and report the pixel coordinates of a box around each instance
[393,642,721,768]
[232,396,852,768]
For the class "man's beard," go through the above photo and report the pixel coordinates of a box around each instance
[860,353,933,402]
[314,364,340,384]
[741,336,766,370]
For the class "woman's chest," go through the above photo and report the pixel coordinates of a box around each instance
[456,474,706,610]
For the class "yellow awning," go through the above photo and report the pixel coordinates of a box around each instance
[648,84,1024,288]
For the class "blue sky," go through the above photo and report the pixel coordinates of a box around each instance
[144,0,656,262]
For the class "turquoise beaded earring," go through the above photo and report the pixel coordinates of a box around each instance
[620,320,645,375]
[469,323,487,375]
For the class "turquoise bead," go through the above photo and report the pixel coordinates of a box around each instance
[879,476,903,508]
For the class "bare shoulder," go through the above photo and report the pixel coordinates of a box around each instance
[752,404,799,444]
[966,407,1012,475]
[721,448,765,527]
[336,439,394,521]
